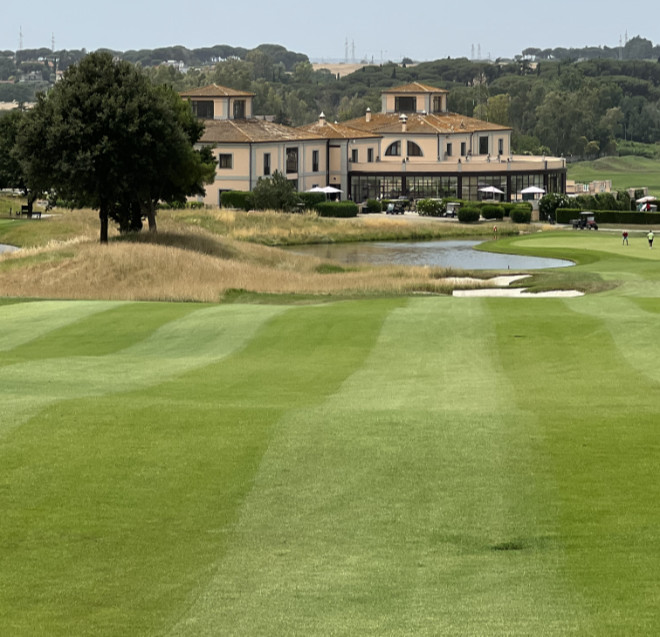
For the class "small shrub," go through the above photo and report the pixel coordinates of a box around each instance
[481,204,504,220]
[221,191,252,211]
[364,198,382,213]
[251,171,300,212]
[539,193,572,221]
[416,198,446,217]
[510,207,532,223]
[316,201,359,218]
[458,206,480,223]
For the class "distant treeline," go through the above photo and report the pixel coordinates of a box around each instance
[522,36,660,62]
[3,38,660,159]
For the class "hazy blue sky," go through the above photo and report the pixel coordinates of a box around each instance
[2,0,659,62]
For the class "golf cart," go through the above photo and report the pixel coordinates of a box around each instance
[571,212,598,230]
[386,196,408,214]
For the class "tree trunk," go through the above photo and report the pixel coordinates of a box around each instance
[147,199,157,233]
[26,191,36,216]
[99,206,109,244]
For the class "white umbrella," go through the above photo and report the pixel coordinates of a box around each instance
[307,185,343,194]
[479,186,505,195]
[636,195,657,203]
[520,186,546,195]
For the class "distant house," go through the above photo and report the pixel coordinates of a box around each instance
[182,82,566,205]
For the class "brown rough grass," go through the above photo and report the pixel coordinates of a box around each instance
[0,208,497,302]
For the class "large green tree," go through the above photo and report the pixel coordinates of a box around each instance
[17,52,214,242]
[0,110,41,213]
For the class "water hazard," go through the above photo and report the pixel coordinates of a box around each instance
[283,240,573,270]
[0,244,19,255]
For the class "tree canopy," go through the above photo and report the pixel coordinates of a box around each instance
[17,52,215,242]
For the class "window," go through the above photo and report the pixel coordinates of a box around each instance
[286,147,298,174]
[460,142,466,156]
[395,96,416,113]
[218,153,232,169]
[407,141,423,157]
[367,148,374,163]
[432,96,443,113]
[263,153,271,176]
[312,150,319,172]
[351,148,358,163]
[192,100,214,119]
[385,141,401,156]
[446,143,453,157]
[233,100,246,119]
[498,138,504,155]
[479,136,489,155]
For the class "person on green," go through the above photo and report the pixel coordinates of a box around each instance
[648,230,655,248]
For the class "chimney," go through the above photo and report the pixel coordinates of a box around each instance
[400,113,408,132]
[365,107,372,123]
[319,111,326,126]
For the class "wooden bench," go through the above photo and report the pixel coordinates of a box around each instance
[20,205,41,219]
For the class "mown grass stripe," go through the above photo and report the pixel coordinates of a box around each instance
[170,297,581,636]
[0,298,401,636]
[492,296,660,633]
[0,303,289,437]
[0,300,126,352]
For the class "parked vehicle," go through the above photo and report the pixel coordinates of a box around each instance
[386,197,408,214]
[571,212,598,230]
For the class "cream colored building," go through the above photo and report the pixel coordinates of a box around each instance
[182,82,566,205]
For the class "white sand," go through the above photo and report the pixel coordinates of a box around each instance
[449,274,583,298]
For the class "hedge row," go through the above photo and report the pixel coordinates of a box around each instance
[556,208,660,225]
[510,208,532,223]
[315,201,359,218]
[297,192,326,209]
[481,204,504,220]
[220,191,252,211]
[457,207,480,223]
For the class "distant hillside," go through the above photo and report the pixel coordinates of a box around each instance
[567,156,660,195]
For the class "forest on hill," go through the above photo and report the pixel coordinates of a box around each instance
[2,37,660,159]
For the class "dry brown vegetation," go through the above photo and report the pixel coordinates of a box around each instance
[0,208,503,302]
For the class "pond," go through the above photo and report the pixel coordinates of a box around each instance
[0,244,19,255]
[283,240,573,270]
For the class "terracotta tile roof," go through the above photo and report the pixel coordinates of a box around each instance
[382,82,449,94]
[180,84,255,98]
[200,119,324,144]
[342,112,510,135]
[297,119,381,140]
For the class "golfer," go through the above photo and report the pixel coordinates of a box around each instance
[622,230,629,245]
[648,230,655,248]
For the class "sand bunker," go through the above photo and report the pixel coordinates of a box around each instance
[450,275,583,298]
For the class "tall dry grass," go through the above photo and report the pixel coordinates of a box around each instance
[0,220,495,302]
[0,207,510,302]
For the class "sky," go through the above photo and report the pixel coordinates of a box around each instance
[2,0,659,63]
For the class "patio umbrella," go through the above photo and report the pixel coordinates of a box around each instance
[306,185,343,194]
[520,186,546,195]
[636,195,657,203]
[479,186,505,195]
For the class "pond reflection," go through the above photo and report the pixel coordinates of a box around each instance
[283,240,573,270]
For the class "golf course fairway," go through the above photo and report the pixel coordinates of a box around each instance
[2,231,660,635]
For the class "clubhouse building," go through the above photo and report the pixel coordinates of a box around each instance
[181,82,566,205]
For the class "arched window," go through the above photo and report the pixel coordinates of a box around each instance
[385,141,401,156]
[407,141,423,157]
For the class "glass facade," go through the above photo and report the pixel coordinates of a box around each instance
[350,170,565,203]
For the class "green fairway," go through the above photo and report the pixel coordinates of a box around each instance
[2,232,660,635]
